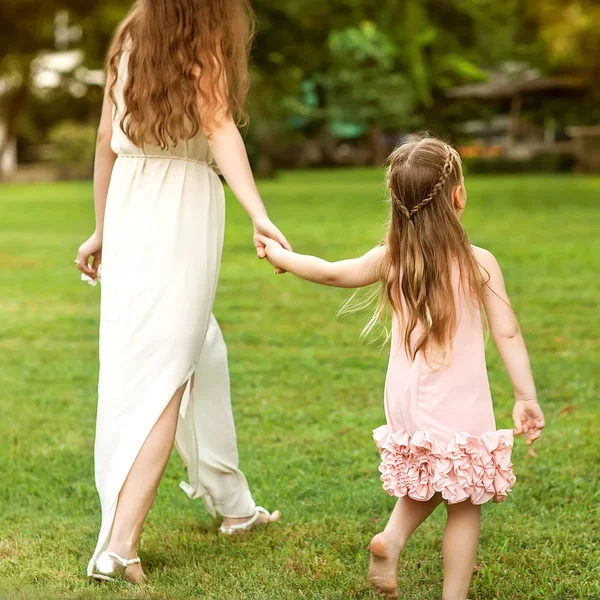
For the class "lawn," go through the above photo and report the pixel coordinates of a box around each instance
[0,171,598,600]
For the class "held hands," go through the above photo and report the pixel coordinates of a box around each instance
[513,398,545,445]
[253,216,291,259]
[75,221,286,281]
[257,235,287,272]
[75,232,103,280]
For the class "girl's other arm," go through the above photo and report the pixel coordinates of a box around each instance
[76,83,116,279]
[474,247,545,444]
[260,237,385,288]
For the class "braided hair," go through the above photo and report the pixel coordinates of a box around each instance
[408,146,453,219]
[367,134,485,364]
[389,142,455,222]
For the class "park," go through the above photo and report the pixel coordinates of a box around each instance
[1,1,599,599]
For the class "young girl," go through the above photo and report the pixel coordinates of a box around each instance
[259,135,545,600]
[75,0,285,583]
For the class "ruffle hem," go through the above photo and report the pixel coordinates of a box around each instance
[373,425,516,505]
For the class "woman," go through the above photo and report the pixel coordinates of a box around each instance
[76,0,286,583]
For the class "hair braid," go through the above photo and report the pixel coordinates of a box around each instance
[409,146,453,219]
[392,191,412,220]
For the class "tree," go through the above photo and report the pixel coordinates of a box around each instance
[322,22,415,165]
[0,0,127,177]
[530,0,600,79]
[0,1,57,177]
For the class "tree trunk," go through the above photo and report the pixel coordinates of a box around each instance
[0,134,17,178]
[0,83,27,181]
[368,125,387,167]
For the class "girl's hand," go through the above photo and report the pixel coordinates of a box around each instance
[75,232,103,279]
[513,399,545,445]
[252,216,291,259]
[258,235,286,271]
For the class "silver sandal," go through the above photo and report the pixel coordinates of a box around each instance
[218,506,280,535]
[90,551,142,582]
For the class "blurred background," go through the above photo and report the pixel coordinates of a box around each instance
[1,0,599,181]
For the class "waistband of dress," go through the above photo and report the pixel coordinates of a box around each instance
[117,154,214,168]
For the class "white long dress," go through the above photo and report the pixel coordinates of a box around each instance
[87,56,256,575]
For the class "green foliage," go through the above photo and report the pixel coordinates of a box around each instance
[322,22,414,129]
[328,21,397,68]
[48,120,96,179]
[0,1,55,75]
[0,173,599,598]
[529,0,600,74]
[398,0,436,105]
[455,0,525,64]
[2,0,600,167]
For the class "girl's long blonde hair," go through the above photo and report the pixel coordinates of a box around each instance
[106,0,255,149]
[373,135,485,362]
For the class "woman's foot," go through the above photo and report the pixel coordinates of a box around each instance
[105,546,147,584]
[368,533,402,599]
[220,507,281,534]
[122,561,147,584]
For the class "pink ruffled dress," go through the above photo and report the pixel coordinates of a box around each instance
[373,271,516,505]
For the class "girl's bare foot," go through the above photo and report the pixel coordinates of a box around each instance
[368,533,402,599]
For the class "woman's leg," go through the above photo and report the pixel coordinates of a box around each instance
[106,382,187,583]
[369,494,443,599]
[441,501,481,600]
[176,316,279,527]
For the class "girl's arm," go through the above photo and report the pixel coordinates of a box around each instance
[474,247,545,444]
[260,236,386,288]
[76,84,117,279]
[205,115,291,258]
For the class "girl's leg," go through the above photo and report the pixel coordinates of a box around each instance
[441,501,481,600]
[106,382,187,583]
[369,494,443,599]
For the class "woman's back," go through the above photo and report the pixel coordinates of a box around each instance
[110,51,214,166]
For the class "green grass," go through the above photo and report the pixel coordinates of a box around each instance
[0,171,599,600]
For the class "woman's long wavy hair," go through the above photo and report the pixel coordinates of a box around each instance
[106,0,255,149]
[370,135,486,362]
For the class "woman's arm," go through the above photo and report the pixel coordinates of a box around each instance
[197,54,290,257]
[206,115,291,257]
[76,85,117,279]
[260,236,385,288]
[92,85,116,238]
[474,246,545,444]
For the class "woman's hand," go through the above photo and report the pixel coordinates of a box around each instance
[513,399,545,445]
[75,232,103,279]
[259,236,286,272]
[252,216,291,259]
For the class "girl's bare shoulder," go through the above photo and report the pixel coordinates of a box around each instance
[471,245,498,267]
